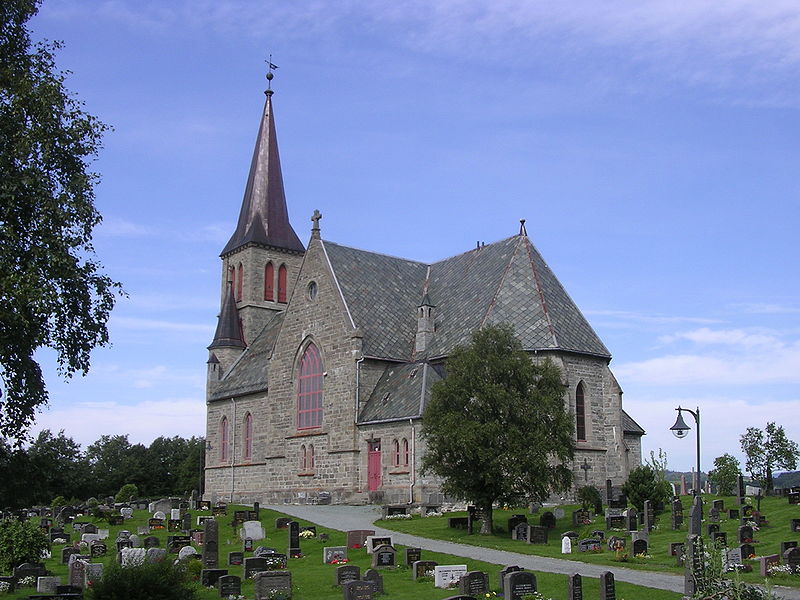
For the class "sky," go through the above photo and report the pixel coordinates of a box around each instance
[23,0,800,474]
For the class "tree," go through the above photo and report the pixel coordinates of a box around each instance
[27,429,88,503]
[0,0,120,443]
[421,324,574,534]
[622,464,672,512]
[708,453,741,496]
[740,422,800,492]
[0,518,49,572]
[86,435,147,497]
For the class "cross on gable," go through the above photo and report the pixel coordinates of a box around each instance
[581,459,591,481]
[311,209,322,229]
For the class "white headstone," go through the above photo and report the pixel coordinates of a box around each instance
[554,508,565,519]
[170,509,181,520]
[120,547,146,567]
[37,576,61,593]
[120,507,134,519]
[152,511,166,520]
[97,529,109,539]
[240,520,265,541]
[81,533,101,544]
[84,563,103,586]
[433,565,468,588]
[178,545,199,561]
[364,535,394,554]
[561,536,572,554]
[129,534,141,548]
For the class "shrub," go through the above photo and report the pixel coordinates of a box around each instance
[115,484,138,503]
[85,559,199,600]
[0,518,50,572]
[622,465,671,512]
[576,485,602,510]
[51,495,68,511]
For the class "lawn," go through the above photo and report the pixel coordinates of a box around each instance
[376,495,800,589]
[3,505,683,600]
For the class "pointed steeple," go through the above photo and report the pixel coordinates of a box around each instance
[209,287,245,349]
[221,87,305,256]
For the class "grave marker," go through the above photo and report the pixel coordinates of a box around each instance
[254,570,292,600]
[217,574,241,598]
[434,564,468,588]
[568,573,583,600]
[324,546,348,564]
[342,579,376,600]
[363,568,384,594]
[504,570,537,600]
[371,544,396,569]
[335,564,360,586]
[458,571,489,596]
[600,571,616,600]
[412,560,438,580]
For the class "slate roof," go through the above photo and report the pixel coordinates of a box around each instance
[358,362,441,422]
[324,234,610,361]
[208,287,245,349]
[621,410,645,436]
[208,312,284,401]
[322,241,428,360]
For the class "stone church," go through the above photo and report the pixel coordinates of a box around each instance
[204,86,644,505]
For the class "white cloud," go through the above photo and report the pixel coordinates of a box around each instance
[659,327,779,348]
[32,397,206,449]
[731,302,800,315]
[111,316,215,335]
[585,309,720,327]
[97,217,154,237]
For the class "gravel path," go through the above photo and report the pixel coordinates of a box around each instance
[266,504,800,600]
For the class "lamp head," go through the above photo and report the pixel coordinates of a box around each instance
[670,410,691,439]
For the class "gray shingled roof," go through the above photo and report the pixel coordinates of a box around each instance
[358,362,441,422]
[208,312,284,401]
[322,241,428,360]
[622,409,645,436]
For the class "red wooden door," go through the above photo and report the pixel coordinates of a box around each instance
[368,440,382,491]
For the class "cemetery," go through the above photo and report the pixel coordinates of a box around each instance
[0,500,688,600]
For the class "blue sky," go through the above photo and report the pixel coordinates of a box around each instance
[26,0,800,474]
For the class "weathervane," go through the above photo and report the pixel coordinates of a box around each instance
[265,54,279,93]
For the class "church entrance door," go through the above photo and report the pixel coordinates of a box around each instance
[368,440,381,491]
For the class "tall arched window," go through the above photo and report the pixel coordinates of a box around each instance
[576,382,586,441]
[278,264,287,303]
[309,444,315,469]
[220,416,229,463]
[243,413,253,461]
[297,343,323,429]
[402,438,409,466]
[392,439,400,466]
[227,266,235,292]
[264,262,274,301]
[300,444,307,471]
[236,263,244,301]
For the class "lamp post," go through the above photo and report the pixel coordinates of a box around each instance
[670,406,701,496]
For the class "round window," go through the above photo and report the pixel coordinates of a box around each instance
[307,281,318,300]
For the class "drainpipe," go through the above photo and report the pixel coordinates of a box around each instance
[230,398,236,502]
[409,418,416,504]
[354,355,364,424]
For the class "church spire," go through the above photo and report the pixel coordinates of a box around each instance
[220,77,305,256]
[209,286,245,350]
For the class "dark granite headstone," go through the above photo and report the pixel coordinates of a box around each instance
[572,509,591,526]
[578,538,601,552]
[625,508,637,532]
[244,556,269,579]
[685,534,704,597]
[342,579,376,600]
[203,519,218,568]
[539,511,556,529]
[458,571,489,596]
[600,571,615,600]
[738,525,754,544]
[336,564,360,586]
[412,560,438,580]
[507,514,527,533]
[201,568,228,588]
[143,536,160,549]
[229,552,244,566]
[254,570,292,599]
[371,545,395,569]
[632,538,648,556]
[729,508,740,520]
[568,573,583,600]
[498,565,523,590]
[504,570,536,600]
[711,531,727,547]
[780,541,798,555]
[288,521,301,556]
[785,547,800,573]
[528,525,548,544]
[275,517,292,529]
[346,530,375,548]
[405,547,421,566]
[688,498,702,536]
[740,543,755,560]
[363,568,384,594]
[218,574,241,597]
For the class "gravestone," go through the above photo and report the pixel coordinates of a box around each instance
[781,541,798,554]
[740,543,755,560]
[120,547,146,567]
[365,536,393,554]
[591,529,605,540]
[572,508,591,526]
[120,507,133,519]
[528,525,548,544]
[606,515,625,529]
[346,530,375,548]
[504,570,537,600]
[708,507,720,523]
[568,573,583,600]
[229,551,244,566]
[244,557,269,579]
[61,547,80,564]
[143,535,159,548]
[711,531,727,547]
[90,542,107,557]
[149,518,164,530]
[241,520,265,541]
[168,519,182,531]
[201,568,228,587]
[36,576,60,594]
[791,519,800,532]
[539,511,556,529]
[153,511,166,520]
[244,537,254,552]
[434,564,468,588]
[685,534,704,597]
[642,500,653,532]
[324,546,348,564]
[363,568,384,594]
[83,562,103,587]
[625,508,638,531]
[671,500,683,530]
[738,524,754,544]
[448,517,469,529]
[145,547,167,562]
[632,538,648,556]
[336,564,360,586]
[372,545,396,569]
[729,508,740,520]
[578,538,601,552]
[287,521,301,556]
[203,519,219,567]
[218,574,241,598]
[342,580,376,600]
[689,498,702,536]
[405,547,421,566]
[458,571,489,596]
[512,522,529,542]
[82,523,98,534]
[254,570,292,600]
[561,536,572,553]
[254,546,277,557]
[785,547,800,573]
[412,560,438,580]
[68,559,87,589]
[669,542,685,557]
[600,571,616,600]
[706,523,720,536]
[607,536,625,552]
[168,535,192,553]
[275,517,292,529]
[725,547,743,572]
[178,545,199,561]
[508,514,527,533]
[789,492,800,505]
[760,554,780,577]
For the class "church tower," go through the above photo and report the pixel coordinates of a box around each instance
[209,76,305,373]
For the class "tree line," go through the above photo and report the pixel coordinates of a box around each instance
[0,431,204,509]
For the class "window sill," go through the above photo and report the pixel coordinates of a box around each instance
[286,430,327,439]
[298,472,315,477]
[389,468,410,474]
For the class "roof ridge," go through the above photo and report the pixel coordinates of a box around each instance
[522,237,559,347]
[322,239,429,267]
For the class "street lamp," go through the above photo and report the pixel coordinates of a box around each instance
[670,406,701,495]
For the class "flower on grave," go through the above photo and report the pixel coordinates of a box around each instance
[330,558,349,564]
[350,544,361,549]
[385,514,412,520]
[299,530,315,538]
[18,576,36,587]
[0,581,10,593]
[52,538,67,545]
[768,564,794,578]
[291,553,303,559]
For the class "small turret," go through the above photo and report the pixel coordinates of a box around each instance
[415,292,436,355]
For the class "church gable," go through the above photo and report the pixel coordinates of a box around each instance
[358,362,441,423]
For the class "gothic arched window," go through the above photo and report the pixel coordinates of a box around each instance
[236,263,244,301]
[220,416,229,463]
[300,444,307,471]
[309,444,315,469]
[576,382,587,441]
[278,264,288,303]
[264,262,274,301]
[297,343,323,429]
[392,439,400,466]
[243,413,253,460]
[402,438,409,466]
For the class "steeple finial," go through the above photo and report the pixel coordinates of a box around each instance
[519,219,527,236]
[265,55,278,96]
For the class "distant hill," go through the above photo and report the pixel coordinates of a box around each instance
[774,471,800,489]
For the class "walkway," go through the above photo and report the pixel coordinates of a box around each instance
[267,504,800,600]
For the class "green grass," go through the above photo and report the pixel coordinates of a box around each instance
[2,505,683,600]
[376,495,800,588]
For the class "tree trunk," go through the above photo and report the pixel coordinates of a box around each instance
[479,504,493,534]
